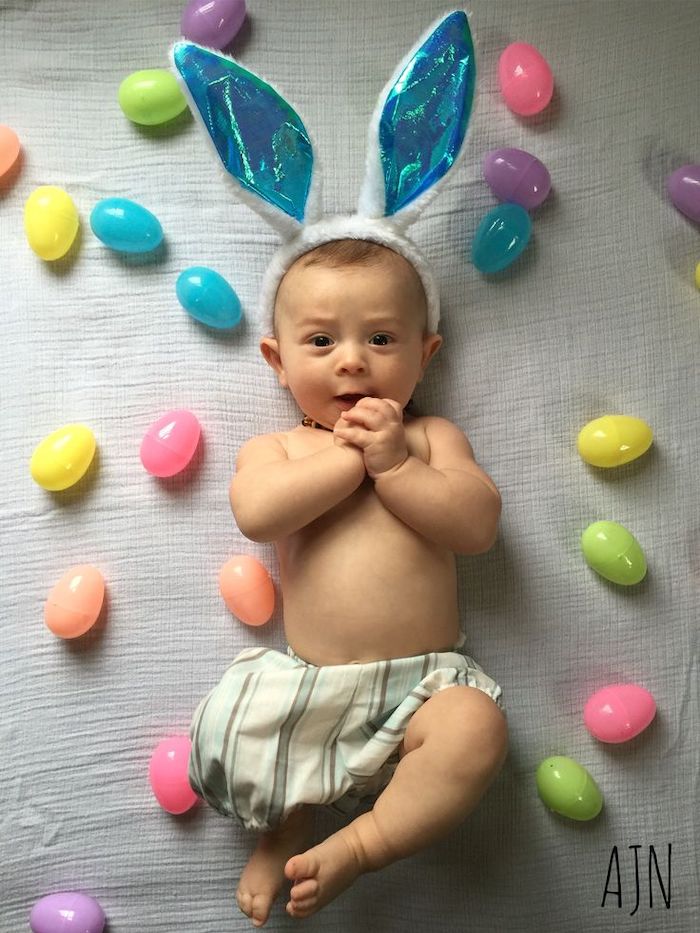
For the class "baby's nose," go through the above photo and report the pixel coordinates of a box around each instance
[335,344,367,373]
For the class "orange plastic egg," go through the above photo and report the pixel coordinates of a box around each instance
[219,555,274,626]
[44,565,105,638]
[0,125,21,181]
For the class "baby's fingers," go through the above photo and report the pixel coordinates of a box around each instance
[333,423,371,448]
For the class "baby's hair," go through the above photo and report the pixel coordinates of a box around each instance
[296,238,394,269]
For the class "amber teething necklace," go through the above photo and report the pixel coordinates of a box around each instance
[301,399,414,431]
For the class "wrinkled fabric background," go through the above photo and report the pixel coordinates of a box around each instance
[1,1,698,930]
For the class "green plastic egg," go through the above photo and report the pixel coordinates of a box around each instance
[536,756,603,821]
[118,69,187,126]
[577,415,653,468]
[581,520,647,585]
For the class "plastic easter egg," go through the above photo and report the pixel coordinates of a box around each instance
[44,565,105,639]
[149,736,198,814]
[471,203,531,274]
[118,69,187,126]
[482,148,551,210]
[584,684,656,744]
[667,164,700,223]
[581,520,647,586]
[220,555,275,626]
[140,409,201,477]
[176,266,243,329]
[695,260,700,290]
[498,42,554,116]
[30,424,96,491]
[0,124,21,180]
[181,0,246,49]
[24,186,79,261]
[577,415,653,468]
[90,197,163,254]
[30,892,105,933]
[536,756,603,821]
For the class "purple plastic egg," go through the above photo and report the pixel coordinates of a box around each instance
[30,892,105,933]
[483,148,551,210]
[667,164,700,223]
[181,0,246,49]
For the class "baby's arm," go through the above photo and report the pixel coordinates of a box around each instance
[373,416,501,554]
[230,432,366,542]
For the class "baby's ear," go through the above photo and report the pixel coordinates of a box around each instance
[260,336,288,387]
[420,333,443,374]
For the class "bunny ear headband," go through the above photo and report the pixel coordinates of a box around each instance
[171,10,476,335]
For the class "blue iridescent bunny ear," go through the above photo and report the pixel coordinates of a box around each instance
[171,41,322,238]
[170,11,475,335]
[358,10,476,230]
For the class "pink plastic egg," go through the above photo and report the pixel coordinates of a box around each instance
[149,735,199,814]
[498,42,554,116]
[584,684,656,743]
[30,891,105,933]
[219,554,275,626]
[44,565,105,639]
[140,409,201,477]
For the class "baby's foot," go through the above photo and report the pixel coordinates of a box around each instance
[284,824,369,919]
[237,810,311,927]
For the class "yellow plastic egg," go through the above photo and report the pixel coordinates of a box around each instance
[576,415,653,468]
[24,185,79,260]
[30,424,96,491]
[695,261,700,290]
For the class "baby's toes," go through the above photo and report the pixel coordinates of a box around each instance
[250,894,274,927]
[290,878,318,901]
[285,850,320,883]
[236,888,252,918]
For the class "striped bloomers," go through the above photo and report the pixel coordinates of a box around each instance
[188,639,502,832]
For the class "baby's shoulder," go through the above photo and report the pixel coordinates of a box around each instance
[236,430,290,467]
[410,415,475,460]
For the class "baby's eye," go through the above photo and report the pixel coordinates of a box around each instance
[310,335,333,347]
[370,333,391,346]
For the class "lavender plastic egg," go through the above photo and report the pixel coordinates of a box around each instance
[181,0,246,49]
[667,164,700,223]
[483,148,551,210]
[30,892,105,933]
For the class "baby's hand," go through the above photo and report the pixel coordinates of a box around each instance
[334,397,408,479]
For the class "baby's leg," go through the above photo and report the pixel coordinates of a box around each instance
[285,686,507,918]
[237,805,312,927]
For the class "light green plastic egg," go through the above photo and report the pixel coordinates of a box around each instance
[118,69,187,126]
[581,520,647,586]
[577,415,653,468]
[536,756,603,821]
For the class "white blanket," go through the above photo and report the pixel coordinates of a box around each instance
[2,1,698,929]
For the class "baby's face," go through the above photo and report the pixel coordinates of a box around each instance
[260,251,442,429]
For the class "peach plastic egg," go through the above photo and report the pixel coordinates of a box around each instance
[584,684,656,743]
[219,555,275,626]
[140,409,201,477]
[0,125,21,181]
[149,736,198,814]
[30,423,96,491]
[44,565,105,639]
[498,42,554,116]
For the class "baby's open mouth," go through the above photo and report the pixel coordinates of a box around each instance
[336,393,370,404]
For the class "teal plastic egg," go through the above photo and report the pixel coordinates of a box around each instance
[581,520,647,585]
[176,266,242,329]
[536,756,603,821]
[90,197,163,253]
[471,203,532,273]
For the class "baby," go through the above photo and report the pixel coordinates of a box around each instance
[188,238,507,926]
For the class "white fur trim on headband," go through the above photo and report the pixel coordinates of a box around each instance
[258,215,440,336]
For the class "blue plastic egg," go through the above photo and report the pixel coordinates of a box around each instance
[176,266,242,329]
[90,197,163,253]
[471,203,532,274]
